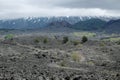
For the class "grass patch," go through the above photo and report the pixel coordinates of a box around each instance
[4,34,14,40]
[102,37,120,42]
[108,37,120,42]
[73,32,96,38]
[71,52,82,62]
[99,42,106,47]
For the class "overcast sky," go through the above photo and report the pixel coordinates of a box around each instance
[0,0,120,19]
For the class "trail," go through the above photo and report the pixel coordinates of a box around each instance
[16,42,68,54]
[48,63,88,72]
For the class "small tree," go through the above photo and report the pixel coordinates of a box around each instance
[81,36,88,43]
[62,36,69,44]
[43,38,48,44]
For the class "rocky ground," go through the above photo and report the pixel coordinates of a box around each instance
[0,34,120,80]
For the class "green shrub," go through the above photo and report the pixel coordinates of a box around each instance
[62,36,69,44]
[99,42,105,46]
[34,38,40,43]
[4,34,14,40]
[81,36,88,43]
[117,40,120,45]
[43,38,48,44]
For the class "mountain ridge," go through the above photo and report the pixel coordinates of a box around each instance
[0,16,120,33]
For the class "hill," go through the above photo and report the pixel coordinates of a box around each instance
[70,19,107,31]
[104,19,120,33]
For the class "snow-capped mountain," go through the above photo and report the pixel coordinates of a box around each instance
[0,16,119,29]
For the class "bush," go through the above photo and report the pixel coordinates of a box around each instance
[71,52,81,62]
[62,36,69,44]
[81,36,88,43]
[117,40,120,45]
[99,42,105,46]
[4,34,14,40]
[34,38,40,43]
[43,38,48,44]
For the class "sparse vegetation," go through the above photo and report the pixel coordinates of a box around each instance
[43,38,48,44]
[117,40,120,45]
[73,32,96,37]
[62,36,69,44]
[4,34,14,40]
[59,61,66,67]
[99,42,105,46]
[72,40,80,46]
[81,36,88,43]
[87,61,95,66]
[34,38,40,43]
[71,52,81,62]
[103,37,120,42]
[0,33,119,80]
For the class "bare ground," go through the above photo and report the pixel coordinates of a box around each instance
[0,34,120,80]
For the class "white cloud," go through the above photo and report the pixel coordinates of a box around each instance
[0,0,120,19]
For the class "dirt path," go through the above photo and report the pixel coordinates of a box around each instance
[48,63,88,72]
[16,42,69,54]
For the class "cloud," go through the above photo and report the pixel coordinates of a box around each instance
[55,0,120,10]
[0,0,120,19]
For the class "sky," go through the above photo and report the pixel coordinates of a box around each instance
[0,0,120,19]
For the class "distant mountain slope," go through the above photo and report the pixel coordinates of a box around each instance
[0,16,120,33]
[104,19,120,33]
[0,18,48,29]
[0,17,82,29]
[43,21,73,32]
[48,21,71,27]
[71,19,107,30]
